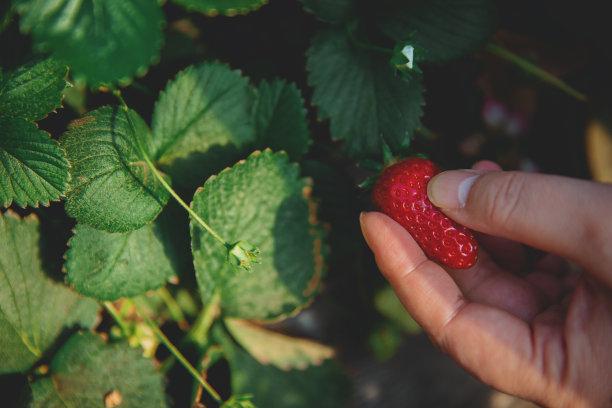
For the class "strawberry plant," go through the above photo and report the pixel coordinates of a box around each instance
[1,0,593,406]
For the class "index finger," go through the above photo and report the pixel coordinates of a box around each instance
[359,211,542,399]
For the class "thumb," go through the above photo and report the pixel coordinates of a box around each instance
[427,170,612,285]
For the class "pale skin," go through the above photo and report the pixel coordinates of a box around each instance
[360,160,612,408]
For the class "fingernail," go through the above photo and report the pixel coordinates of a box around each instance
[359,211,372,247]
[427,170,481,209]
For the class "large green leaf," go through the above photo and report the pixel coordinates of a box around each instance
[306,27,425,158]
[190,150,325,320]
[217,324,350,408]
[170,0,267,16]
[151,62,255,188]
[29,332,167,408]
[377,0,497,63]
[0,117,69,208]
[60,106,170,233]
[0,212,99,374]
[253,79,311,160]
[15,0,164,87]
[0,57,69,121]
[65,221,176,301]
[299,0,356,24]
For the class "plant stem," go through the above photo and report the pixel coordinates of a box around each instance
[188,291,222,348]
[133,302,223,405]
[113,91,230,250]
[485,43,587,102]
[157,286,187,326]
[103,301,130,337]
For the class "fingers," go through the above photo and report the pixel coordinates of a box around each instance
[428,170,612,286]
[359,211,546,400]
[360,211,464,336]
[447,251,548,322]
[360,211,545,323]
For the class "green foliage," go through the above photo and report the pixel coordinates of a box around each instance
[60,106,171,232]
[0,212,99,374]
[0,0,503,405]
[0,58,70,208]
[151,62,255,188]
[303,0,496,158]
[65,222,176,301]
[253,79,311,160]
[170,0,268,16]
[0,118,70,208]
[377,0,497,63]
[0,57,69,121]
[217,323,351,408]
[29,332,167,407]
[306,26,425,157]
[226,344,350,408]
[191,150,325,320]
[15,0,165,87]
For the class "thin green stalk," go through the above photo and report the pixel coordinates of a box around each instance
[159,291,222,375]
[157,286,187,325]
[113,91,230,250]
[133,302,223,405]
[103,301,130,337]
[485,43,587,102]
[188,291,221,347]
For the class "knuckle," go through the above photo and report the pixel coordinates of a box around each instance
[479,172,527,229]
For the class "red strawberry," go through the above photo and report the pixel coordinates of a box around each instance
[371,157,478,269]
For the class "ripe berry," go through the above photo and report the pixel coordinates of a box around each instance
[371,157,478,269]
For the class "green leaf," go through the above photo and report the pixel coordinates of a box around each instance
[298,0,356,24]
[29,332,168,408]
[0,117,70,208]
[15,0,165,87]
[377,0,497,63]
[60,106,170,233]
[151,62,255,188]
[306,27,425,158]
[0,212,99,374]
[253,79,310,160]
[191,150,325,320]
[65,221,176,301]
[217,324,350,408]
[225,318,335,370]
[0,57,69,121]
[170,0,267,16]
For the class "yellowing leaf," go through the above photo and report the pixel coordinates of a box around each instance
[225,318,335,370]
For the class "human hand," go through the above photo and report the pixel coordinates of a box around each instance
[360,161,612,407]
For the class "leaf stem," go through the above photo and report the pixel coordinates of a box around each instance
[157,286,188,327]
[485,43,587,102]
[113,91,230,250]
[133,302,223,405]
[103,301,130,337]
[188,291,222,348]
